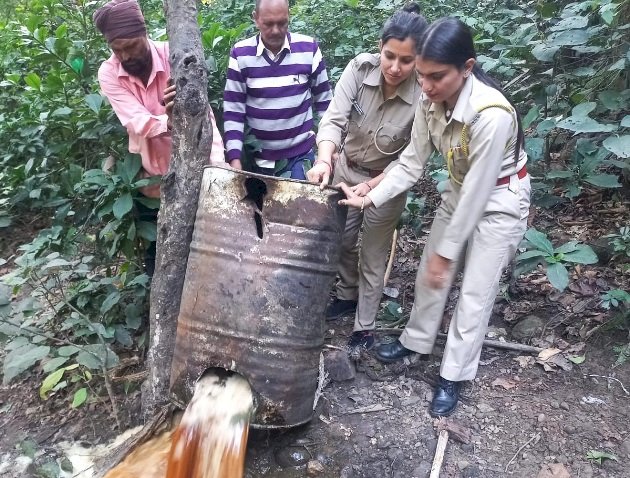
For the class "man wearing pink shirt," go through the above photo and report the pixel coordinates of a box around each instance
[94,0,225,273]
[94,0,225,198]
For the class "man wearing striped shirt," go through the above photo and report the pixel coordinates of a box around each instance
[223,0,333,179]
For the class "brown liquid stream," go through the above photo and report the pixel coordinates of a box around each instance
[105,373,253,478]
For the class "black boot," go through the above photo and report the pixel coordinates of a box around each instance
[375,340,417,363]
[325,298,357,320]
[430,377,461,417]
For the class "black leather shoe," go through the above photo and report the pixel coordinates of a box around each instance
[375,340,416,363]
[326,298,358,320]
[430,377,461,417]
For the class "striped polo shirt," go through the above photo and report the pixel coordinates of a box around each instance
[223,32,332,163]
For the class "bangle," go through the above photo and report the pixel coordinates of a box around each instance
[364,182,372,191]
[360,197,366,212]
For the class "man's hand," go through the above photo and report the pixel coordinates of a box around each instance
[336,182,373,209]
[307,160,332,189]
[424,253,452,289]
[229,159,243,170]
[163,80,176,130]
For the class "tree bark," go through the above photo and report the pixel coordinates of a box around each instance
[142,0,213,419]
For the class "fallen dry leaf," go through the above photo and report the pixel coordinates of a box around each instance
[536,348,573,372]
[491,377,518,390]
[538,348,562,361]
[536,462,571,478]
[514,356,535,368]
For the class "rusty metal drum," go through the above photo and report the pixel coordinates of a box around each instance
[169,166,347,428]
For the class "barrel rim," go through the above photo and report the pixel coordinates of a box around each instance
[203,165,343,193]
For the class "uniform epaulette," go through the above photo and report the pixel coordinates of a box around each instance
[353,53,380,70]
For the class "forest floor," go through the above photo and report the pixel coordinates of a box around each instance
[1,178,629,478]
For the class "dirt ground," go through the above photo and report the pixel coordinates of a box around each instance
[1,181,629,477]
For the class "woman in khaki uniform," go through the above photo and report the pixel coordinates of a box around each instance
[307,3,427,351]
[338,18,531,417]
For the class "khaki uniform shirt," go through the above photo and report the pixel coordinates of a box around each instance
[316,53,420,171]
[368,75,528,260]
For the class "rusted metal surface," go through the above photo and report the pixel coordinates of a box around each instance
[169,167,347,428]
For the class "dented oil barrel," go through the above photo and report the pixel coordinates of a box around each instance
[169,166,347,428]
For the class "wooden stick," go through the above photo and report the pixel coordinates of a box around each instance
[505,432,540,472]
[429,429,449,478]
[383,229,399,286]
[375,328,544,354]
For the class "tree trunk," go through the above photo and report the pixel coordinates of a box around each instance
[142,0,213,419]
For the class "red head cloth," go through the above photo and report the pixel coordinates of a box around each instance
[93,0,147,43]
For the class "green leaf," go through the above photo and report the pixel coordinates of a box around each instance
[608,59,626,71]
[71,57,84,74]
[556,116,616,133]
[113,193,133,219]
[40,368,65,399]
[100,290,121,315]
[0,284,10,306]
[24,72,42,90]
[571,102,596,117]
[621,116,630,128]
[525,228,554,255]
[55,23,68,38]
[548,29,590,47]
[550,15,588,31]
[0,215,11,228]
[536,119,557,136]
[546,170,574,179]
[114,326,133,347]
[525,138,544,162]
[6,337,29,351]
[2,345,50,384]
[125,304,142,330]
[121,155,142,183]
[600,3,616,24]
[84,94,103,114]
[72,388,88,408]
[76,344,119,370]
[599,90,626,111]
[531,43,559,62]
[568,355,585,364]
[584,174,621,188]
[515,250,547,261]
[523,105,540,129]
[562,246,598,264]
[586,450,618,464]
[57,345,81,357]
[603,135,630,159]
[547,262,569,291]
[42,258,72,269]
[42,357,69,373]
[554,241,579,254]
[137,221,157,241]
[52,107,72,116]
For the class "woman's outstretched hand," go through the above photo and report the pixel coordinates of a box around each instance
[337,182,373,209]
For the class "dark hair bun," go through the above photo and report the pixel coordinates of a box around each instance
[402,2,421,14]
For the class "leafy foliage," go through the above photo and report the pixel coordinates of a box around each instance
[514,228,598,291]
[604,225,630,261]
[586,450,618,465]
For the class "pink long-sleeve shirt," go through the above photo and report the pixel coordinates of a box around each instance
[98,40,225,197]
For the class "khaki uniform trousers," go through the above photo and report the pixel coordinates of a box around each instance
[400,175,531,381]
[333,158,407,332]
